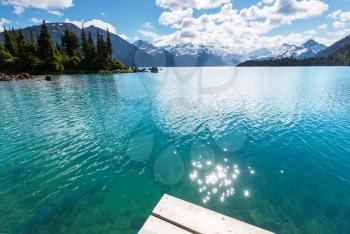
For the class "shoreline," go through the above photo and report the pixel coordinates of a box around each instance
[0,69,148,81]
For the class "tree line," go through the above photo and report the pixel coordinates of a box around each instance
[0,20,130,74]
[238,45,350,67]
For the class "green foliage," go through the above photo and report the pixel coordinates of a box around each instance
[0,20,129,74]
[61,29,80,57]
[4,27,17,56]
[0,44,14,71]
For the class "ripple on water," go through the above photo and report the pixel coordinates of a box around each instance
[0,68,350,233]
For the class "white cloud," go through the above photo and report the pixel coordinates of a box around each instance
[64,18,117,34]
[138,29,160,39]
[317,24,327,30]
[156,0,229,10]
[31,17,44,24]
[145,0,329,53]
[329,10,350,30]
[48,10,63,16]
[0,18,11,32]
[2,0,73,14]
[159,9,193,27]
[119,34,129,41]
[333,21,346,29]
[143,21,154,29]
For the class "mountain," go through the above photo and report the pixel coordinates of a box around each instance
[134,41,232,66]
[0,23,336,67]
[134,40,164,55]
[238,40,350,67]
[248,48,274,60]
[275,40,326,59]
[316,35,350,58]
[0,23,155,67]
[161,43,217,56]
[298,39,327,58]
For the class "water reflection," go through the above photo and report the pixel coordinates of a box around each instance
[190,156,255,204]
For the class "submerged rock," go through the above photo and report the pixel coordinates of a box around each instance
[45,75,52,81]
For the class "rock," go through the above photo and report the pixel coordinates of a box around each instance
[45,75,52,81]
[150,67,159,73]
[0,73,33,81]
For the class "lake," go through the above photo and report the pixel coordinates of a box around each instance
[0,67,350,233]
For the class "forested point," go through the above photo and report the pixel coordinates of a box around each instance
[238,45,350,67]
[0,20,136,74]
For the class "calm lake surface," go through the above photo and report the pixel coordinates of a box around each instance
[0,67,350,233]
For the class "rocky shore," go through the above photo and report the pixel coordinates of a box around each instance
[0,73,34,81]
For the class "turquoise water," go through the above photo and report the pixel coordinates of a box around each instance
[0,67,350,233]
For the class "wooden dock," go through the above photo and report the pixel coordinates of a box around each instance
[139,194,274,234]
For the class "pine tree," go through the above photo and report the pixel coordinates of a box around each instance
[0,43,14,72]
[37,20,54,60]
[24,32,39,72]
[61,29,80,57]
[27,32,37,56]
[37,20,63,72]
[106,29,112,58]
[96,30,106,69]
[3,27,17,56]
[80,25,88,59]
[86,31,97,69]
[17,29,26,58]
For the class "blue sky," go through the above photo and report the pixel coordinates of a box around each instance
[0,0,350,52]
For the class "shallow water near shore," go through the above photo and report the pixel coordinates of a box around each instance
[0,67,350,233]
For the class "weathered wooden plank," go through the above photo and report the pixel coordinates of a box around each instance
[139,215,192,234]
[152,194,274,234]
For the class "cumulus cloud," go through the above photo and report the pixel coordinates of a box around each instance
[2,0,73,14]
[329,10,350,30]
[143,21,154,29]
[48,10,63,16]
[159,9,193,27]
[0,18,11,32]
[156,0,229,10]
[145,0,329,53]
[317,24,327,30]
[31,17,44,24]
[64,18,117,34]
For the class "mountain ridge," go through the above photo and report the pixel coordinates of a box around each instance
[0,22,341,67]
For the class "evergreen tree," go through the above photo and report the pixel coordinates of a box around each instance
[85,31,97,69]
[24,32,40,72]
[37,20,54,60]
[3,27,17,56]
[0,43,14,72]
[16,29,26,57]
[61,29,80,57]
[37,20,63,72]
[27,32,37,56]
[96,30,106,69]
[0,23,129,74]
[80,25,88,59]
[106,29,112,58]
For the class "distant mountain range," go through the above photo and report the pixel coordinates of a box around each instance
[238,36,350,66]
[1,23,349,67]
[315,35,350,58]
[132,39,327,65]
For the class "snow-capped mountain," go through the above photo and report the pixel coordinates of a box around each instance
[161,43,217,56]
[277,40,326,59]
[248,48,274,60]
[298,39,327,59]
[279,45,308,58]
[133,40,166,56]
[132,39,328,66]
